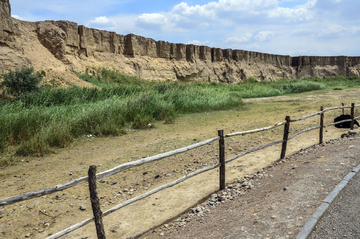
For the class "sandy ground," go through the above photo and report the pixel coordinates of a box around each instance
[0,88,359,239]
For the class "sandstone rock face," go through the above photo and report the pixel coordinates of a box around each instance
[1,0,360,82]
[0,0,14,44]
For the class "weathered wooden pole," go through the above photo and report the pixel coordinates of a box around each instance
[319,106,324,144]
[88,165,106,239]
[280,116,291,159]
[218,130,225,190]
[350,103,355,130]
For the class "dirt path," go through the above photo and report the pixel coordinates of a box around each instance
[0,88,359,239]
[139,134,360,239]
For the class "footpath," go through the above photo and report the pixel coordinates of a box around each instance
[140,133,360,239]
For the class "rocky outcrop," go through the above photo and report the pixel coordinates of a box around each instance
[1,0,360,83]
[32,19,360,82]
[0,0,32,73]
[0,0,13,44]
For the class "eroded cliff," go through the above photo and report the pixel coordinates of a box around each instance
[1,0,360,84]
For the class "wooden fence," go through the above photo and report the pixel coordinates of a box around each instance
[0,103,359,239]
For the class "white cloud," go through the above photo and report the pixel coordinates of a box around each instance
[291,28,313,36]
[255,31,274,41]
[317,24,346,38]
[12,15,24,20]
[135,13,168,32]
[226,33,252,44]
[187,40,213,46]
[88,16,116,30]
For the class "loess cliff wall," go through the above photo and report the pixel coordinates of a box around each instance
[1,0,360,84]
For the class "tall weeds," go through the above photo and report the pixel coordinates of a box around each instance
[1,69,357,157]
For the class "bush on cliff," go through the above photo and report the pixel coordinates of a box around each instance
[1,67,43,97]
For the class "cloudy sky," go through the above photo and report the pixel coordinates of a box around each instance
[10,0,360,56]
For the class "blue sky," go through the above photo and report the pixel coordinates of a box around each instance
[10,0,360,56]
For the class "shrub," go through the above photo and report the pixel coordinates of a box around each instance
[1,67,42,97]
[248,77,258,83]
[132,114,153,129]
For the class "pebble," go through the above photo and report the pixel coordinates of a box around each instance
[25,233,31,237]
[79,205,86,211]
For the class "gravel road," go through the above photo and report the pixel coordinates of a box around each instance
[310,166,360,238]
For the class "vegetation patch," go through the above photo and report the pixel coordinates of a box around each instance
[0,68,359,158]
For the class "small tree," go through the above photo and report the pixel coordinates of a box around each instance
[1,67,43,97]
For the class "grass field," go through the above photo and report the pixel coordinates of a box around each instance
[0,68,359,161]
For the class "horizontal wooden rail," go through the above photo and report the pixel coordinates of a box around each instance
[322,105,352,113]
[225,140,284,163]
[324,118,353,128]
[225,121,285,138]
[0,137,219,206]
[288,117,356,140]
[95,137,220,180]
[288,126,321,140]
[0,177,89,206]
[290,105,360,123]
[46,163,220,239]
[290,111,321,122]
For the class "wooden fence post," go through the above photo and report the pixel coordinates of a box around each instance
[88,165,106,239]
[319,106,324,144]
[350,103,355,130]
[280,116,291,159]
[218,130,225,190]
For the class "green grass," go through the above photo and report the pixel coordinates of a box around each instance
[0,69,359,158]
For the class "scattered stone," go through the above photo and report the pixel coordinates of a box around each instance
[271,215,279,219]
[25,233,31,237]
[159,232,164,236]
[348,145,355,149]
[79,205,86,211]
[348,130,357,136]
[284,187,289,191]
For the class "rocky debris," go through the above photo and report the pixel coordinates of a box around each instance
[348,130,357,136]
[341,130,357,138]
[79,205,86,211]
[152,170,269,235]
